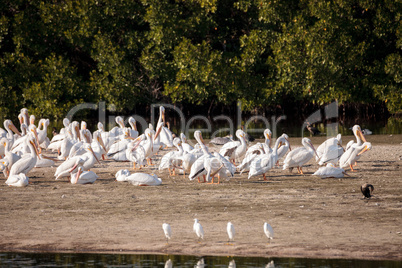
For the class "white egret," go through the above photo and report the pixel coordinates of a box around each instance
[264,222,274,243]
[193,218,204,242]
[162,223,172,244]
[227,222,235,244]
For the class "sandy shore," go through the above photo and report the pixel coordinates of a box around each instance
[0,134,401,260]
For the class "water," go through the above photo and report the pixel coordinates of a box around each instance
[0,253,400,267]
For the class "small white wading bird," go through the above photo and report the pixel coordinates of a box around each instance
[193,218,204,242]
[227,222,235,245]
[312,163,347,178]
[264,222,274,243]
[164,259,172,268]
[162,223,172,244]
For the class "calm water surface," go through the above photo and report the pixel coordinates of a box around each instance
[0,253,400,267]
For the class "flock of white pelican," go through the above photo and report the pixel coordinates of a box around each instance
[0,107,372,187]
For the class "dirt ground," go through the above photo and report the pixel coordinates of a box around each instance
[0,134,401,261]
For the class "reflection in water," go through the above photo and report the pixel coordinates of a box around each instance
[0,252,400,267]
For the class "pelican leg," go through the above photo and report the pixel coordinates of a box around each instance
[299,167,304,174]
[263,173,268,181]
[207,176,214,184]
[203,175,206,183]
[350,164,356,172]
[296,167,300,174]
[133,162,136,170]
[168,167,172,176]
[216,174,220,184]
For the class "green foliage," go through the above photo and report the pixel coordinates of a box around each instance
[0,0,400,121]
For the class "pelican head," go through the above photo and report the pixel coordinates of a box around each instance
[63,118,70,128]
[115,116,125,128]
[352,125,367,143]
[128,117,137,131]
[160,106,166,123]
[180,133,187,143]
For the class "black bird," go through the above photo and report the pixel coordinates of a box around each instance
[361,183,374,198]
[307,124,321,136]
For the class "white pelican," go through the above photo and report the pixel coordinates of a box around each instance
[344,125,367,166]
[0,120,21,149]
[276,133,291,164]
[55,157,85,180]
[68,128,92,159]
[264,222,274,243]
[18,108,29,127]
[245,129,272,158]
[189,130,213,182]
[162,223,172,244]
[58,121,80,160]
[203,157,226,184]
[283,138,319,174]
[5,173,29,187]
[106,127,132,161]
[11,124,39,155]
[315,134,344,165]
[237,144,265,174]
[54,144,99,180]
[47,118,71,152]
[339,142,371,171]
[248,135,288,180]
[109,116,125,137]
[157,106,174,148]
[159,137,184,175]
[91,131,107,160]
[70,166,98,184]
[219,129,247,163]
[180,133,194,153]
[36,118,50,149]
[125,173,162,186]
[126,135,146,169]
[213,152,235,178]
[0,137,21,175]
[227,222,235,244]
[193,218,204,241]
[0,161,9,177]
[175,150,198,178]
[140,128,155,166]
[115,169,131,182]
[9,134,40,177]
[128,117,139,139]
[312,163,346,178]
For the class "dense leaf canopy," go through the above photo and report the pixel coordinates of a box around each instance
[0,0,400,120]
